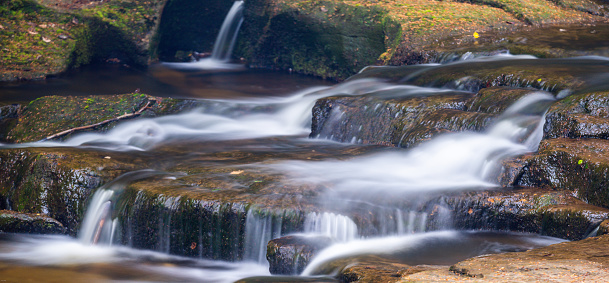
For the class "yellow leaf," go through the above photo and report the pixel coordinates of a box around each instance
[473,32,480,39]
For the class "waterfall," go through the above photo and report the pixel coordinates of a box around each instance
[211,0,245,61]
[163,1,245,70]
[78,170,164,245]
[303,212,358,242]
[243,210,283,264]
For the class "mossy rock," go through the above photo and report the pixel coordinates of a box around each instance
[545,91,609,139]
[0,147,147,234]
[310,86,542,147]
[0,0,166,82]
[0,209,66,234]
[239,0,399,80]
[5,93,196,143]
[503,138,609,209]
[444,187,609,240]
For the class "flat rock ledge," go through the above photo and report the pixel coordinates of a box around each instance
[402,234,609,282]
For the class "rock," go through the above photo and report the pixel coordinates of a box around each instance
[0,147,144,235]
[267,235,334,275]
[444,187,609,240]
[402,234,609,282]
[544,91,609,139]
[1,0,166,82]
[4,94,198,143]
[0,210,65,234]
[310,90,485,147]
[308,255,428,283]
[501,138,609,209]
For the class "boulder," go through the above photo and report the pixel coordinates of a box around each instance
[0,209,65,234]
[267,235,333,275]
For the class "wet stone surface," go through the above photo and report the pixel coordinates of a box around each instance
[267,235,334,275]
[0,210,65,234]
[402,234,609,282]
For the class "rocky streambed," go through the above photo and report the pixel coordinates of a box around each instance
[1,56,609,282]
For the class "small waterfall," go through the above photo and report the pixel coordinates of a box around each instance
[79,189,115,245]
[303,212,358,242]
[243,210,283,264]
[211,0,245,61]
[163,1,245,70]
[78,170,164,245]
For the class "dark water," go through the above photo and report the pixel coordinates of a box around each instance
[0,63,333,102]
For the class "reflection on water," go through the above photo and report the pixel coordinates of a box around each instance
[0,63,332,102]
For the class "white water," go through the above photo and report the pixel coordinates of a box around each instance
[268,92,554,193]
[0,234,269,282]
[0,79,469,151]
[243,210,283,264]
[163,1,245,70]
[303,212,359,242]
[301,231,566,276]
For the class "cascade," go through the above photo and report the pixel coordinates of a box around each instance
[164,1,245,70]
[6,55,608,282]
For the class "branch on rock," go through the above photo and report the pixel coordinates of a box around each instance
[40,98,156,142]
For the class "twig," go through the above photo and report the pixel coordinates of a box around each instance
[41,98,156,142]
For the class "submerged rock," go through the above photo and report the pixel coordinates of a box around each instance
[0,210,65,234]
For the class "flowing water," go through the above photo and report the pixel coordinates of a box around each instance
[2,12,609,281]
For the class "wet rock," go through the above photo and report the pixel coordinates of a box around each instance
[0,210,65,234]
[1,0,166,81]
[444,187,609,240]
[402,234,609,282]
[0,147,142,235]
[267,235,333,275]
[308,255,429,283]
[544,91,609,139]
[310,91,490,147]
[240,0,398,80]
[501,138,609,209]
[311,86,545,147]
[4,94,198,143]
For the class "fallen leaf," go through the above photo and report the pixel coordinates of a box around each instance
[230,170,244,175]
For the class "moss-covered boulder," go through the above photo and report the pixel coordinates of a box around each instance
[0,0,166,82]
[545,91,609,139]
[0,209,65,234]
[501,138,609,209]
[238,0,400,80]
[0,147,143,234]
[235,0,607,79]
[310,86,542,147]
[4,93,197,143]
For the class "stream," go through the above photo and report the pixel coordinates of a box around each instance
[1,2,609,280]
[0,56,586,281]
